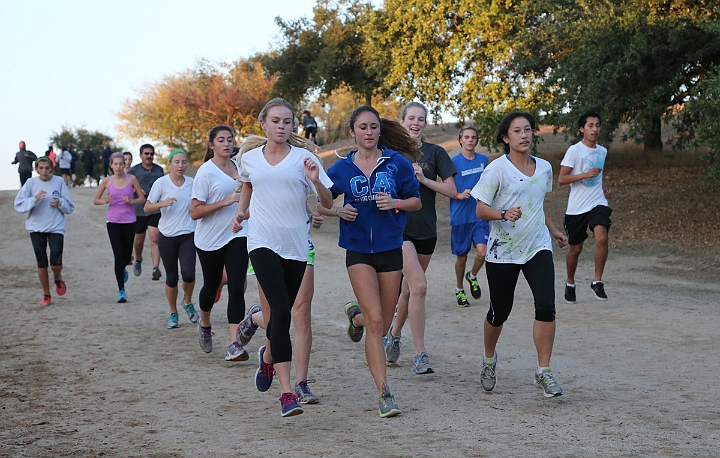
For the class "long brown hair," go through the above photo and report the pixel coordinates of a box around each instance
[349,105,421,162]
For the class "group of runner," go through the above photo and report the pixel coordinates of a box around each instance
[14,98,612,419]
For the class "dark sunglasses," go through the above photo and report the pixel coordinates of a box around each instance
[142,152,155,156]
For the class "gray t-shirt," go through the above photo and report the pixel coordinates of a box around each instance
[403,142,457,240]
[127,163,164,216]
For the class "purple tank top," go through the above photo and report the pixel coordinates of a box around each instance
[107,177,137,223]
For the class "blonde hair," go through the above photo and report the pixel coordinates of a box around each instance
[258,97,295,123]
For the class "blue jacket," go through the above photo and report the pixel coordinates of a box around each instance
[328,147,420,254]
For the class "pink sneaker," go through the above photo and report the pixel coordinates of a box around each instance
[54,277,67,296]
[41,294,52,306]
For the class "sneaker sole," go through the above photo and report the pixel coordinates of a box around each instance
[413,367,435,375]
[296,397,319,405]
[379,408,401,418]
[534,381,563,397]
[225,350,249,362]
[152,271,162,281]
[564,298,576,304]
[281,406,304,417]
[344,302,363,343]
[456,302,470,308]
[593,295,608,301]
[55,282,67,296]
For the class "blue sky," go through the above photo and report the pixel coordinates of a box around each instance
[0,0,323,190]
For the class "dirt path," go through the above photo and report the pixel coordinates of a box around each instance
[1,188,719,457]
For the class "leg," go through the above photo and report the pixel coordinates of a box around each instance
[147,225,161,270]
[394,241,432,353]
[224,237,249,343]
[134,231,146,263]
[484,261,521,358]
[472,243,486,277]
[592,225,609,282]
[292,265,314,384]
[566,242,583,284]
[454,255,467,289]
[30,233,51,295]
[196,247,226,326]
[106,223,128,290]
[522,251,557,367]
[157,233,180,313]
[177,233,197,305]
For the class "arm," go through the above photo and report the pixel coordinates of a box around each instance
[375,193,421,212]
[414,163,457,198]
[93,178,111,205]
[191,187,242,221]
[230,182,252,232]
[557,165,601,185]
[54,181,74,214]
[128,176,146,206]
[545,212,568,248]
[476,200,521,222]
[144,198,175,214]
[13,182,38,213]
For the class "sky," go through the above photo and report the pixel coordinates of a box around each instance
[0,0,324,190]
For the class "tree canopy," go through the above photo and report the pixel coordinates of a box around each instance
[118,59,275,161]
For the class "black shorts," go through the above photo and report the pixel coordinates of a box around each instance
[402,235,437,256]
[30,232,64,268]
[135,213,161,234]
[60,168,71,175]
[304,126,317,138]
[564,205,612,245]
[346,248,403,272]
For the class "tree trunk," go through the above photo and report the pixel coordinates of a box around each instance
[642,116,663,163]
[365,92,372,107]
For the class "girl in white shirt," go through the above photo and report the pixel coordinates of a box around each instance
[145,149,199,329]
[231,98,333,417]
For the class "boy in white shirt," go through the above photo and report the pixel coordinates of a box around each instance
[558,111,612,302]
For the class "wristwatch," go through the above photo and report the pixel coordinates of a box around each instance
[500,210,507,221]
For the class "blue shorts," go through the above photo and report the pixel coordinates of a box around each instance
[451,221,489,256]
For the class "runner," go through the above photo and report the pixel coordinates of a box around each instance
[93,153,145,303]
[450,126,489,307]
[323,105,421,417]
[234,134,324,405]
[231,98,333,417]
[123,152,133,173]
[190,125,249,361]
[471,111,568,398]
[14,157,74,305]
[558,111,613,302]
[144,149,199,329]
[383,101,457,374]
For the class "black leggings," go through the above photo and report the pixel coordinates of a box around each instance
[485,250,556,326]
[250,248,306,364]
[196,237,248,324]
[158,232,196,288]
[107,222,135,290]
[30,232,64,268]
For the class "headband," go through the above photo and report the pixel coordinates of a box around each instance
[35,156,53,167]
[168,149,187,162]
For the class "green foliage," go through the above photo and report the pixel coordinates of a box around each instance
[680,66,720,179]
[49,126,120,184]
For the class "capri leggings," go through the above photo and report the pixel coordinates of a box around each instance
[196,236,248,323]
[107,222,135,290]
[158,232,196,288]
[250,247,306,364]
[30,232,64,268]
[485,249,556,326]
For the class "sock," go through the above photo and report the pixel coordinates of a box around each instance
[537,366,550,374]
[201,325,211,332]
[484,354,496,364]
[566,282,575,287]
[592,280,602,285]
[456,288,464,293]
[469,273,477,280]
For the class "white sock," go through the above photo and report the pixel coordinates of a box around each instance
[469,273,477,280]
[456,288,464,293]
[537,366,550,374]
[566,282,575,287]
[592,280,602,285]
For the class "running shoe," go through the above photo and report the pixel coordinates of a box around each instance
[480,351,497,392]
[225,341,249,361]
[294,380,319,404]
[378,392,401,418]
[255,345,275,392]
[117,289,127,303]
[198,325,213,353]
[123,268,129,283]
[279,392,304,417]
[344,301,363,342]
[465,271,481,299]
[564,284,577,303]
[383,326,401,364]
[413,352,435,375]
[40,294,52,306]
[214,287,222,304]
[534,368,563,397]
[591,281,608,301]
[133,260,142,276]
[182,302,199,324]
[455,290,470,308]
[237,304,262,346]
[152,267,162,281]
[54,277,67,296]
[167,312,179,329]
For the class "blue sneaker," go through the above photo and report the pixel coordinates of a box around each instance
[182,302,199,324]
[123,268,129,283]
[133,260,142,277]
[279,392,303,417]
[255,345,275,392]
[167,312,179,329]
[117,289,127,303]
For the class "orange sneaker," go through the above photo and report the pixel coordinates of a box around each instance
[41,294,52,306]
[54,277,67,296]
[214,287,222,304]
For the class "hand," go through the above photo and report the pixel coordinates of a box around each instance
[304,157,319,182]
[375,192,396,211]
[603,187,612,199]
[162,197,177,208]
[230,213,245,233]
[503,206,522,222]
[552,229,568,248]
[413,163,425,184]
[122,195,131,203]
[35,190,47,201]
[456,189,472,200]
[311,212,323,229]
[337,204,358,221]
[586,168,602,179]
[49,197,60,208]
[225,192,242,206]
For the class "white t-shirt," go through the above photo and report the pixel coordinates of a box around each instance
[59,150,72,169]
[561,141,608,215]
[192,159,246,251]
[147,175,195,237]
[471,155,553,264]
[240,145,333,262]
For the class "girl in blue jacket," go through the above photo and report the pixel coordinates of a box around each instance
[324,105,421,417]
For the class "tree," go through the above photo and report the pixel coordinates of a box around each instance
[118,59,275,161]
[370,0,720,155]
[263,0,385,107]
[49,126,119,183]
